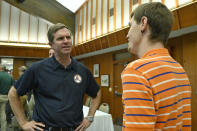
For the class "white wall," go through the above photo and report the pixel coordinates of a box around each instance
[97,0,101,36]
[83,5,87,41]
[20,11,29,42]
[0,1,10,41]
[103,0,108,34]
[75,12,78,45]
[92,0,96,38]
[87,0,91,40]
[109,0,114,32]
[116,0,121,29]
[0,1,53,45]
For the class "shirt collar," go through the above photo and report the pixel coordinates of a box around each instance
[50,56,76,70]
[142,48,170,58]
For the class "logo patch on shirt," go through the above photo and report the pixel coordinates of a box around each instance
[74,74,82,83]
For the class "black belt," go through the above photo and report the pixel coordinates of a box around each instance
[38,125,77,131]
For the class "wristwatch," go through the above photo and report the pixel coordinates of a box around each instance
[86,116,94,122]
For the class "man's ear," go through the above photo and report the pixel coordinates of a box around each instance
[140,16,148,33]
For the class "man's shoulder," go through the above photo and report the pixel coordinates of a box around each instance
[0,71,11,77]
[126,58,148,70]
[127,55,175,70]
[0,71,5,76]
[29,58,51,70]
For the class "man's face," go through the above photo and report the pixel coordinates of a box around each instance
[51,28,72,55]
[127,17,142,54]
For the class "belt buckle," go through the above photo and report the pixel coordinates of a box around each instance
[57,127,64,131]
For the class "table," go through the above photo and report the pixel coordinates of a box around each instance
[83,106,114,131]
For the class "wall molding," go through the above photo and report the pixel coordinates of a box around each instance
[74,25,197,59]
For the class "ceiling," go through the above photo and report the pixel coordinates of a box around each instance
[4,0,75,33]
[56,0,86,13]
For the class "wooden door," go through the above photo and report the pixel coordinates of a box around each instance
[113,63,125,126]
[168,32,197,131]
[181,33,197,131]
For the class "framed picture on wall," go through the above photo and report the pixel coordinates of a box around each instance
[101,74,109,87]
[93,64,99,77]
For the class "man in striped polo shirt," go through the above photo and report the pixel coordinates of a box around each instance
[122,2,191,131]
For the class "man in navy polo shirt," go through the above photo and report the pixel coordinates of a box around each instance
[8,23,101,131]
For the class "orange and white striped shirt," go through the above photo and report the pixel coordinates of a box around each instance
[121,48,191,131]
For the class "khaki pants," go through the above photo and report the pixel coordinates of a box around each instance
[0,95,8,131]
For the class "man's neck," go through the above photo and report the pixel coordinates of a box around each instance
[55,54,71,67]
[137,39,164,58]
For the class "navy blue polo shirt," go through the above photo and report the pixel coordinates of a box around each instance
[14,56,100,127]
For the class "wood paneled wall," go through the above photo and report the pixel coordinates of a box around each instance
[0,45,49,80]
[0,46,49,58]
[168,32,197,131]
[80,53,115,114]
[12,58,41,80]
[72,2,197,57]
[13,58,25,80]
[75,0,197,45]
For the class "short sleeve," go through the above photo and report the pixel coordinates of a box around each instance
[14,66,36,96]
[85,70,100,98]
[122,68,156,130]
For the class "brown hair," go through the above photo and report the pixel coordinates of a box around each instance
[131,2,173,45]
[47,23,72,44]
